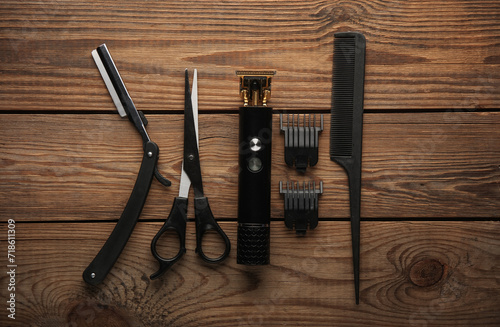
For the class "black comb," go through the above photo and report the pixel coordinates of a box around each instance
[330,31,366,304]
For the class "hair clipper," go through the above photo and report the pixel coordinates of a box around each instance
[236,71,275,265]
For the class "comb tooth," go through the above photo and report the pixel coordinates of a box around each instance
[293,181,298,213]
[287,114,291,147]
[305,114,310,149]
[307,181,311,211]
[312,114,316,147]
[293,115,298,148]
[303,115,306,148]
[306,115,310,148]
[313,181,318,210]
[287,181,291,210]
[310,114,313,147]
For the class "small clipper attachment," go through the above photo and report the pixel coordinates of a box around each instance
[280,114,324,172]
[279,181,323,236]
[236,71,276,106]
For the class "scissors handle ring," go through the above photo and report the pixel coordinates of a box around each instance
[196,226,231,263]
[150,197,188,280]
[194,197,231,263]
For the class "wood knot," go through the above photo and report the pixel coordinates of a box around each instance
[409,259,444,287]
[67,301,131,327]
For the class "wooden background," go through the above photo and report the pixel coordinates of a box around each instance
[0,0,499,326]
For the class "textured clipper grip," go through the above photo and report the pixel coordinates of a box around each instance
[237,224,270,265]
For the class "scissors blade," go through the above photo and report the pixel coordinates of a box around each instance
[192,69,199,146]
[182,69,204,198]
[179,69,199,198]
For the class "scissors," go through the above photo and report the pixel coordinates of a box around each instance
[150,69,231,280]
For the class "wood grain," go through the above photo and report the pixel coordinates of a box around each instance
[0,221,498,326]
[0,0,498,112]
[0,112,498,222]
[0,1,499,326]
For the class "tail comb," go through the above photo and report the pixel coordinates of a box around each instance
[330,31,366,304]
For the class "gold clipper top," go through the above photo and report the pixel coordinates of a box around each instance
[236,71,276,107]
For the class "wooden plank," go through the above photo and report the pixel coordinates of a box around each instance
[0,221,498,326]
[0,112,498,222]
[0,0,499,112]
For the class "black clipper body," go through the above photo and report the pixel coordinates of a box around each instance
[236,71,275,265]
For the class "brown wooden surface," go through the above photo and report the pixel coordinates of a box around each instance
[0,112,499,222]
[0,221,499,326]
[0,1,499,112]
[0,0,499,326]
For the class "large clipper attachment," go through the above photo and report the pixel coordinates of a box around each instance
[280,114,323,172]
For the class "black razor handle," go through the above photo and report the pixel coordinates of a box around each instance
[83,141,158,285]
[237,106,272,265]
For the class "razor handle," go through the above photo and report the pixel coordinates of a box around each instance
[83,141,158,285]
[237,106,272,265]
